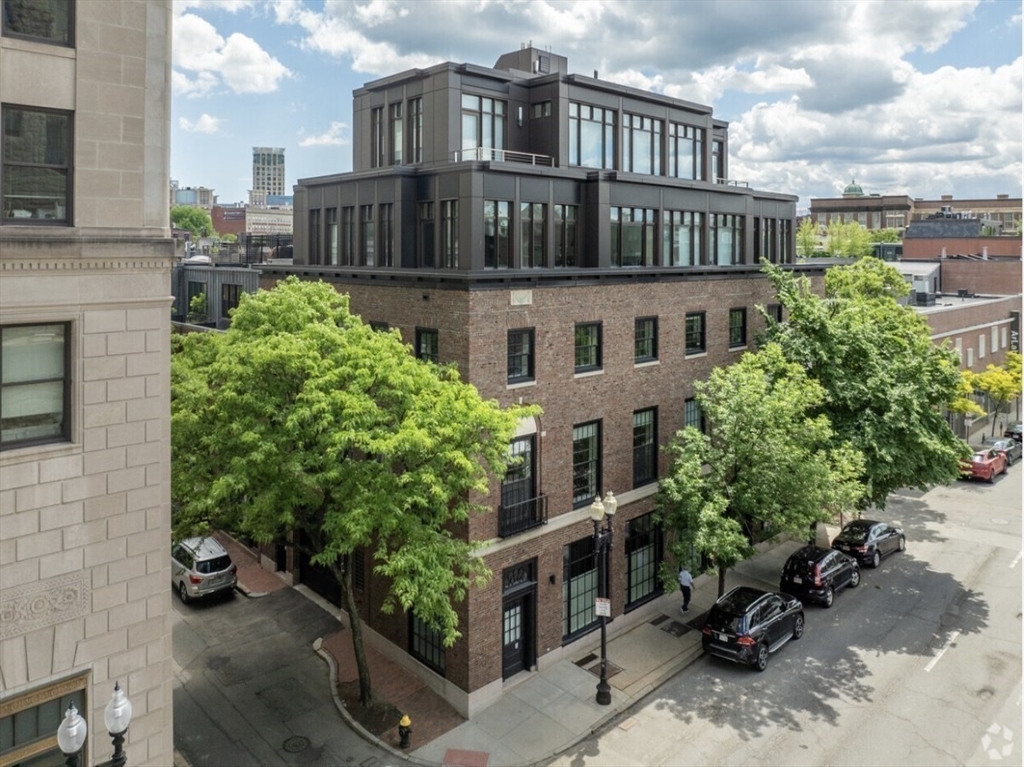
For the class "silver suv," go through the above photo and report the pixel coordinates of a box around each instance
[171,537,237,603]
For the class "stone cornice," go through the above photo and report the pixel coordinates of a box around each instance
[0,257,174,272]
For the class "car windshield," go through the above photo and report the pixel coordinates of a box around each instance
[972,453,987,462]
[196,555,231,574]
[839,523,871,543]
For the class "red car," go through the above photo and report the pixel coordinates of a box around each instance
[960,448,1008,483]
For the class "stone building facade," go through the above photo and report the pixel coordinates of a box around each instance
[1,2,174,765]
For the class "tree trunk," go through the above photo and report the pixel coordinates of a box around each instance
[717,566,727,598]
[339,554,374,707]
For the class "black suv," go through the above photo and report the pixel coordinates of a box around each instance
[780,545,860,608]
[831,520,905,568]
[701,587,804,672]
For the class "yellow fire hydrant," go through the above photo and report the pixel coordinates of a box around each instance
[398,714,412,749]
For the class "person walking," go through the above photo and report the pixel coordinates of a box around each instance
[678,566,693,613]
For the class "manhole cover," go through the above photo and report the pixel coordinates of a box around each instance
[283,736,310,753]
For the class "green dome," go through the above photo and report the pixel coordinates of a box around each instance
[843,179,864,196]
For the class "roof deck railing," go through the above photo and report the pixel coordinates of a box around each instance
[453,147,555,166]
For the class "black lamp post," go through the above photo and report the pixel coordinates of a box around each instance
[589,490,617,706]
[56,703,88,767]
[103,681,133,767]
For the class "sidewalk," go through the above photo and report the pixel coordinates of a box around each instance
[219,530,833,767]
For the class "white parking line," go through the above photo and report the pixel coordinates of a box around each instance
[925,630,960,672]
[1010,550,1022,569]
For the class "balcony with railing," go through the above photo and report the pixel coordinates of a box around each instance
[498,494,548,538]
[453,147,555,167]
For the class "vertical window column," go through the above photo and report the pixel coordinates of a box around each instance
[520,202,546,268]
[441,200,459,268]
[484,200,510,268]
[360,205,375,266]
[390,103,403,165]
[572,421,601,507]
[554,204,578,267]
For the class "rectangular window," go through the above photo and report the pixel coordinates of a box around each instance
[531,101,552,118]
[634,317,657,363]
[554,204,578,267]
[221,284,241,320]
[360,205,374,266]
[441,200,458,269]
[574,323,602,373]
[685,312,706,355]
[1,323,71,450]
[568,102,615,169]
[663,210,702,266]
[308,208,321,264]
[2,105,72,224]
[667,123,704,180]
[623,114,662,175]
[389,102,403,165]
[711,213,741,266]
[187,280,205,311]
[370,106,384,168]
[409,613,446,675]
[729,308,747,349]
[633,408,657,487]
[767,303,783,324]
[415,328,438,363]
[507,328,535,383]
[409,98,423,163]
[369,321,389,332]
[484,200,510,269]
[326,207,339,265]
[2,0,73,45]
[626,513,663,607]
[418,202,435,268]
[378,203,394,267]
[712,138,724,181]
[991,326,999,353]
[520,202,546,268]
[572,421,601,508]
[684,397,703,431]
[0,674,88,765]
[562,536,598,638]
[461,94,506,155]
[979,334,986,359]
[610,207,656,267]
[501,435,542,537]
[340,207,354,266]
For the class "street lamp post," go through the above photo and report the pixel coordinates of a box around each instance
[57,703,88,767]
[589,491,617,706]
[104,681,133,767]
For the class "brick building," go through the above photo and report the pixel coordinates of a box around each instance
[1,2,174,766]
[260,45,822,716]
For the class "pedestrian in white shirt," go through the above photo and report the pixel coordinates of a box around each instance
[678,566,693,613]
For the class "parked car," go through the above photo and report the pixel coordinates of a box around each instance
[780,545,860,607]
[960,447,1008,483]
[831,520,906,568]
[701,586,804,672]
[171,537,237,604]
[982,436,1023,466]
[1003,422,1022,444]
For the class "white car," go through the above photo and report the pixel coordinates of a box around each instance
[171,537,237,603]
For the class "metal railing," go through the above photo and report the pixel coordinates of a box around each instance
[715,178,750,188]
[453,147,555,166]
[498,494,548,538]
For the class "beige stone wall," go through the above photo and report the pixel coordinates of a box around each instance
[0,2,174,766]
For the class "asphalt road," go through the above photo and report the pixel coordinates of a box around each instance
[547,464,1022,767]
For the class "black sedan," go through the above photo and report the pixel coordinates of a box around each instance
[780,545,860,608]
[701,587,804,672]
[832,519,905,568]
[983,436,1023,466]
[1004,422,1023,444]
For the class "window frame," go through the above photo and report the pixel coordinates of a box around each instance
[519,202,546,268]
[507,328,535,384]
[554,204,578,268]
[684,397,704,432]
[409,612,446,676]
[0,673,88,765]
[1,0,74,46]
[685,312,706,356]
[667,122,704,181]
[562,536,599,639]
[568,102,615,169]
[461,94,506,154]
[389,102,403,165]
[632,407,657,488]
[370,106,384,168]
[408,98,423,163]
[611,207,656,267]
[1,321,72,451]
[728,307,747,349]
[220,283,241,320]
[415,327,439,363]
[378,203,394,267]
[571,420,601,509]
[340,206,354,266]
[574,322,602,373]
[2,104,73,226]
[441,199,458,269]
[622,113,662,175]
[634,317,658,363]
[625,512,664,608]
[418,201,435,268]
[484,200,511,269]
[360,204,374,266]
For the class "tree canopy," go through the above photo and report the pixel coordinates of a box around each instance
[762,258,966,507]
[170,205,214,239]
[171,277,535,705]
[824,220,873,258]
[970,363,1020,437]
[657,344,864,596]
[796,218,819,258]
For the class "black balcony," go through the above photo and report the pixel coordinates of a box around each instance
[498,494,548,538]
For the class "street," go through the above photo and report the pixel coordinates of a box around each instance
[546,465,1022,767]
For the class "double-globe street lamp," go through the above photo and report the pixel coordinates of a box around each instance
[57,682,133,767]
[589,490,617,706]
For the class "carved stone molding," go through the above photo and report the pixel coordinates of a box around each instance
[0,573,91,640]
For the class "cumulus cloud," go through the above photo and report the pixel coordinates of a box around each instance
[179,114,224,134]
[299,121,349,146]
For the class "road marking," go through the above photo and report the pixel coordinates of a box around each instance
[925,630,960,672]
[1010,550,1022,569]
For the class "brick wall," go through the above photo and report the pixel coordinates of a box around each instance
[938,260,1024,297]
[903,238,1022,259]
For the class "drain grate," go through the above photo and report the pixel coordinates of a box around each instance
[585,660,623,679]
[649,614,669,626]
[283,736,310,753]
[574,652,598,667]
[660,619,690,637]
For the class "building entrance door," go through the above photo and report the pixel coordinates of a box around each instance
[501,560,536,680]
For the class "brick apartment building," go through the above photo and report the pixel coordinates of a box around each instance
[260,45,826,716]
[1,2,174,765]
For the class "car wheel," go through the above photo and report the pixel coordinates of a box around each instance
[871,550,881,569]
[178,582,191,604]
[822,587,834,608]
[792,614,805,640]
[988,469,996,483]
[850,568,861,588]
[897,536,906,553]
[754,643,770,672]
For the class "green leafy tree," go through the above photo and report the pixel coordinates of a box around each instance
[171,277,535,707]
[971,364,1019,436]
[868,228,902,243]
[824,220,873,258]
[187,293,207,324]
[170,205,215,240]
[762,258,966,507]
[657,344,864,597]
[949,370,988,439]
[796,218,819,258]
